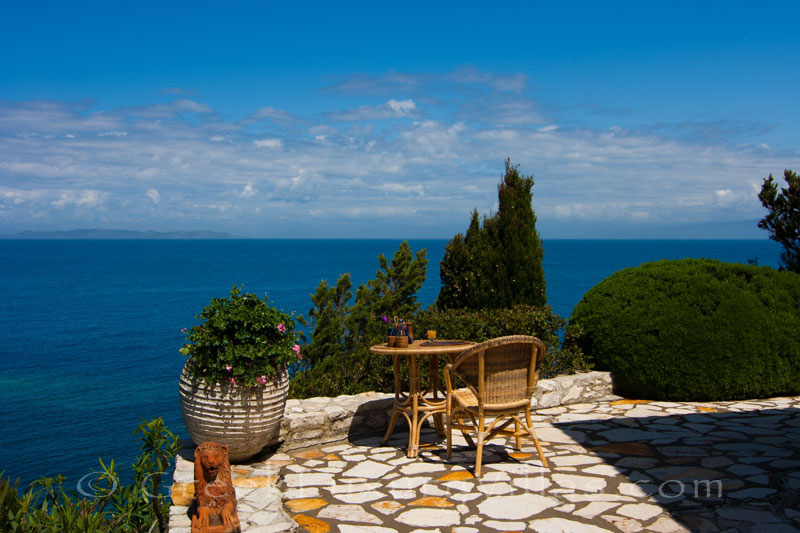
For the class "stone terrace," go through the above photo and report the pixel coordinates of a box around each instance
[170,378,800,532]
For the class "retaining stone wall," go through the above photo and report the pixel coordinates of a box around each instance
[278,370,612,451]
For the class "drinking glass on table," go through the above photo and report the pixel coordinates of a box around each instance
[427,330,437,342]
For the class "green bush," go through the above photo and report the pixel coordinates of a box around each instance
[571,258,800,401]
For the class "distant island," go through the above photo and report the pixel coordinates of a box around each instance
[0,229,248,239]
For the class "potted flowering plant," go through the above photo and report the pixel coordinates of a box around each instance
[178,285,301,461]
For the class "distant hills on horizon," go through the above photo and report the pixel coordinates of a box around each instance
[0,228,248,239]
[0,219,771,240]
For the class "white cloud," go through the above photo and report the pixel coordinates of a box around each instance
[382,182,424,197]
[0,71,797,236]
[242,106,296,124]
[51,190,107,208]
[328,99,419,121]
[253,138,282,148]
[387,99,416,115]
[240,183,257,197]
[146,188,160,204]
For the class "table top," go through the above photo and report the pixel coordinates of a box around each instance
[369,339,475,355]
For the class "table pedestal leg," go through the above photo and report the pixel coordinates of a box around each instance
[409,354,420,458]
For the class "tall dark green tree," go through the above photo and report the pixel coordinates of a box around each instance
[299,273,352,366]
[438,159,546,309]
[347,240,428,347]
[291,241,427,398]
[758,169,800,273]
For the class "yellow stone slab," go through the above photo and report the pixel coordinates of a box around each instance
[438,470,474,482]
[295,449,324,460]
[233,468,251,477]
[285,498,328,513]
[371,500,405,514]
[294,513,330,533]
[508,452,532,460]
[697,406,718,412]
[323,454,340,461]
[233,475,278,488]
[410,496,454,508]
[171,482,194,506]
[610,399,652,405]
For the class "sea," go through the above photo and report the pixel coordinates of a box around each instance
[0,238,783,491]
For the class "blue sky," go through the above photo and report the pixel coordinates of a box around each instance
[1,1,798,238]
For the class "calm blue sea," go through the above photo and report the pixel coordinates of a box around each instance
[0,238,782,489]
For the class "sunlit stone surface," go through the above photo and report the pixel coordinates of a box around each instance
[170,385,800,532]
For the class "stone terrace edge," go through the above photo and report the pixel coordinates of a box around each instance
[279,371,614,451]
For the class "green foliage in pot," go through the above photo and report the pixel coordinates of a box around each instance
[180,285,301,387]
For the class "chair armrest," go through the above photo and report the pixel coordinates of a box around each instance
[444,364,454,392]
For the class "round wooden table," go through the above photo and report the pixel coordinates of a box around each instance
[370,339,474,458]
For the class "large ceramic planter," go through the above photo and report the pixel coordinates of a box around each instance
[179,364,289,462]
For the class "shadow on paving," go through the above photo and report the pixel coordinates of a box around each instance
[346,395,403,443]
[545,407,800,531]
[358,406,800,531]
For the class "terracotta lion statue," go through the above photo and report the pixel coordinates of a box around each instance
[192,441,241,533]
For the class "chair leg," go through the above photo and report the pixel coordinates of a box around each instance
[524,409,548,468]
[475,414,485,477]
[514,418,521,450]
[446,414,452,459]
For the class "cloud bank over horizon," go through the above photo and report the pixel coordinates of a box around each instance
[1,69,797,239]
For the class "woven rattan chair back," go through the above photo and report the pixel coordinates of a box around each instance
[450,335,545,408]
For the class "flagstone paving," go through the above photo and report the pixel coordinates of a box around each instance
[171,396,800,532]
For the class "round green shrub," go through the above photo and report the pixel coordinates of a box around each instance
[571,259,800,401]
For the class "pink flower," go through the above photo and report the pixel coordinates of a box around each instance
[277,323,286,333]
[229,377,236,386]
[225,364,232,372]
[258,375,267,385]
[293,344,301,355]
[181,327,188,334]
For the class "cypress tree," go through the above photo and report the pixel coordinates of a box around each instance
[437,159,546,309]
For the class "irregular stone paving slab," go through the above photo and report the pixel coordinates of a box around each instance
[169,394,800,531]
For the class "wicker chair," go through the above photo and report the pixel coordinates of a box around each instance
[444,335,549,476]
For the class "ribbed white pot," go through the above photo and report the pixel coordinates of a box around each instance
[179,364,289,462]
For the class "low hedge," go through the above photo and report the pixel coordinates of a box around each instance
[415,306,590,379]
[290,305,591,399]
[570,258,800,401]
